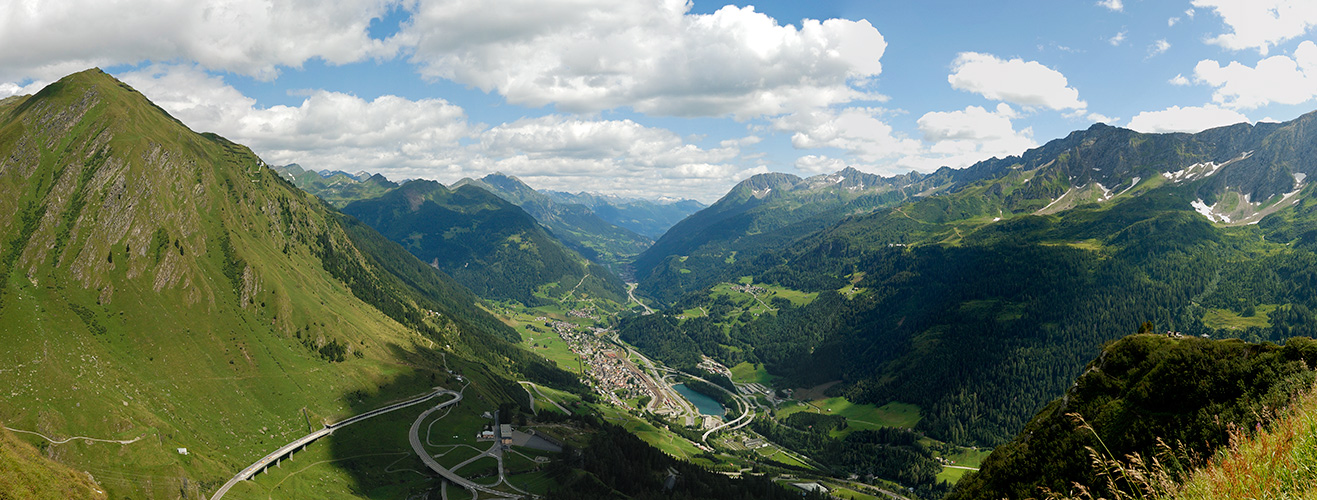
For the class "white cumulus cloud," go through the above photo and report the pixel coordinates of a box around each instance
[392,0,887,118]
[775,107,923,164]
[1126,105,1249,133]
[0,0,397,81]
[1193,40,1317,109]
[119,64,476,172]
[1191,0,1317,55]
[948,52,1087,111]
[910,103,1036,170]
[1109,31,1128,46]
[0,80,47,99]
[474,116,740,176]
[1149,39,1172,57]
[116,64,754,201]
[794,155,849,174]
[1097,0,1124,12]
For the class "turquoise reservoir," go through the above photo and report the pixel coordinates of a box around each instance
[673,383,725,416]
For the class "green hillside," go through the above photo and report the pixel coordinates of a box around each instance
[0,423,105,499]
[1172,379,1317,500]
[948,334,1317,500]
[456,174,651,271]
[341,179,626,305]
[0,69,572,499]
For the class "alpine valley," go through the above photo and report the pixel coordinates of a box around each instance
[8,68,1317,500]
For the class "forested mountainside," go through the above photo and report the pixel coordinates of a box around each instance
[456,173,652,269]
[621,111,1317,448]
[543,190,706,239]
[272,163,398,208]
[632,167,930,303]
[342,179,626,305]
[949,335,1317,500]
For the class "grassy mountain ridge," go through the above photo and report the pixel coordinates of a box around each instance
[634,116,1317,304]
[341,178,626,305]
[0,68,575,498]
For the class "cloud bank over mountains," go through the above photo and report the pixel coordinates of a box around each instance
[2,0,1315,200]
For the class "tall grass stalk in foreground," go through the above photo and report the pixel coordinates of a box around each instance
[1039,413,1187,500]
[1041,384,1317,500]
[1175,383,1317,500]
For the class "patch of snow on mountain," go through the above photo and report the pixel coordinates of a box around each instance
[1117,177,1140,196]
[1191,199,1218,222]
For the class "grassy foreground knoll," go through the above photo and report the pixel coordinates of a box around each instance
[1171,380,1317,500]
[949,334,1317,500]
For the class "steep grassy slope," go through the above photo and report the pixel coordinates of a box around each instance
[0,69,567,499]
[0,423,105,499]
[456,174,651,269]
[1173,379,1317,500]
[948,335,1317,500]
[342,179,625,305]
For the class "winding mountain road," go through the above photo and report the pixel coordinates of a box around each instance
[626,283,654,314]
[3,426,147,445]
[408,393,522,499]
[212,387,457,500]
[518,381,571,415]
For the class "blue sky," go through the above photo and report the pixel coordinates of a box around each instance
[2,0,1315,202]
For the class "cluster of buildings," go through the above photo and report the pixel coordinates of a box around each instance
[582,349,656,405]
[728,283,767,295]
[540,317,660,408]
[566,307,597,319]
[697,356,732,379]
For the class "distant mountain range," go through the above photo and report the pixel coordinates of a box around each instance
[274,167,706,274]
[542,189,705,239]
[273,163,398,207]
[625,108,1317,449]
[632,167,928,302]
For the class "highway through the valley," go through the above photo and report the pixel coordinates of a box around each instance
[211,387,457,500]
[625,283,654,314]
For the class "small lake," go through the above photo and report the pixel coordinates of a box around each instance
[672,383,725,416]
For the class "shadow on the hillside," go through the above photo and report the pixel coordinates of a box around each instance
[319,342,528,498]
